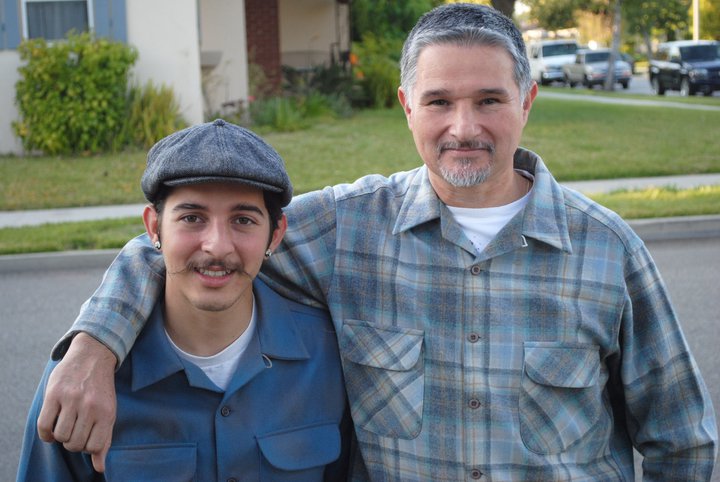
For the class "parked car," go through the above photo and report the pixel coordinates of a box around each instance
[649,40,720,96]
[619,52,637,74]
[528,39,579,85]
[562,49,633,89]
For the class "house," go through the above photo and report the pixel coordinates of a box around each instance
[0,0,350,155]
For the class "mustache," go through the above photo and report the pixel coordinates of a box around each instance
[168,258,253,278]
[437,140,495,155]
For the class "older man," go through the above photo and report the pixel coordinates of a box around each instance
[38,3,716,481]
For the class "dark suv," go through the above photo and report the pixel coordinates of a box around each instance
[649,40,720,96]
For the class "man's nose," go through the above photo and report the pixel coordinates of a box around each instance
[202,221,233,258]
[448,103,480,139]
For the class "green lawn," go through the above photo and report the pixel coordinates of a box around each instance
[1,94,719,254]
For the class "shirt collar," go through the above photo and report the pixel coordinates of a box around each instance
[392,148,572,253]
[130,278,310,391]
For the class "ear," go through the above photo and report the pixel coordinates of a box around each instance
[142,205,160,245]
[397,87,413,130]
[521,82,539,124]
[268,213,288,253]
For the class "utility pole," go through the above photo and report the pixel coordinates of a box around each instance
[693,0,699,40]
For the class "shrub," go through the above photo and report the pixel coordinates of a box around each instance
[13,31,138,155]
[115,81,187,151]
[351,34,402,108]
[249,96,306,132]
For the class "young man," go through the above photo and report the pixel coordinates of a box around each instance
[38,3,717,481]
[19,120,351,481]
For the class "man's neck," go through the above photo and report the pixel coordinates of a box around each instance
[430,169,531,209]
[162,292,254,357]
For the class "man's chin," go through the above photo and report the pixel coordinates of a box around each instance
[439,168,491,188]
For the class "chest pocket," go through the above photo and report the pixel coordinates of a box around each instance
[106,443,197,481]
[519,342,603,455]
[340,320,425,439]
[258,422,341,480]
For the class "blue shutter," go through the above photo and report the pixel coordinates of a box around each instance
[93,0,127,42]
[1,0,22,49]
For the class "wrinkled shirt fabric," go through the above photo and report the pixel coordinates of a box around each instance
[55,149,717,481]
[20,279,350,481]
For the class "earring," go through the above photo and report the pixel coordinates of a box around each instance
[154,240,162,250]
[264,249,272,258]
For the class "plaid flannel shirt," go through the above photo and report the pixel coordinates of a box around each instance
[62,148,717,481]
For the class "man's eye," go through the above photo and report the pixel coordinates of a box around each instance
[181,215,201,223]
[428,99,449,106]
[233,217,255,225]
[480,98,499,105]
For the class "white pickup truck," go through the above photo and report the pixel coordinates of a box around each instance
[527,39,578,86]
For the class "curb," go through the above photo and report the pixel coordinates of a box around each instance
[627,215,720,242]
[0,249,120,273]
[1,215,719,273]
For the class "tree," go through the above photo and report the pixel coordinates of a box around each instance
[699,0,720,39]
[603,0,622,90]
[351,0,444,42]
[491,0,517,17]
[624,0,690,55]
[523,0,583,30]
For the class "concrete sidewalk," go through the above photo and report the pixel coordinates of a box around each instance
[1,174,719,271]
[2,173,720,229]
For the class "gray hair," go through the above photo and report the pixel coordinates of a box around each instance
[400,3,532,104]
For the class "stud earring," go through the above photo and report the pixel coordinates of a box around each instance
[264,249,272,258]
[154,240,162,250]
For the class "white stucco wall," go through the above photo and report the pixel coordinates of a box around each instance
[198,0,249,116]
[279,0,350,69]
[126,0,204,125]
[0,52,24,155]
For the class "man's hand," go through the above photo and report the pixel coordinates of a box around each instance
[37,333,117,473]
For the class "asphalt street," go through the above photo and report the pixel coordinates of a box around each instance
[1,235,719,480]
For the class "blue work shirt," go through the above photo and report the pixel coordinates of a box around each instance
[18,279,351,481]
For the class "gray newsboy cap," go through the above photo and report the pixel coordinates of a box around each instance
[141,119,292,206]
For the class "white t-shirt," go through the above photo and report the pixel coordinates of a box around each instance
[166,297,257,391]
[447,172,533,254]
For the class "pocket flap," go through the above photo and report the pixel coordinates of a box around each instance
[340,320,424,371]
[523,343,599,388]
[106,443,196,481]
[257,422,340,471]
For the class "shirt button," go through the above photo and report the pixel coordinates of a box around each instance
[220,406,231,417]
[468,398,481,409]
[470,264,482,275]
[467,333,481,343]
[227,478,238,482]
[470,468,483,479]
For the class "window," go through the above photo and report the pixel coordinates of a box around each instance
[22,0,93,40]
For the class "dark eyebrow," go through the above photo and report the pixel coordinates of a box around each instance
[172,203,206,212]
[419,87,510,100]
[172,203,266,217]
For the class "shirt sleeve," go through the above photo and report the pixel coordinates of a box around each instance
[619,243,718,479]
[51,233,166,364]
[259,186,338,308]
[17,361,99,481]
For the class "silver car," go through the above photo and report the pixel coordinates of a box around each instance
[563,49,633,89]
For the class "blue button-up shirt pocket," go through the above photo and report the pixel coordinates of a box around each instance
[340,319,425,439]
[257,422,341,480]
[519,342,602,455]
[105,443,197,481]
